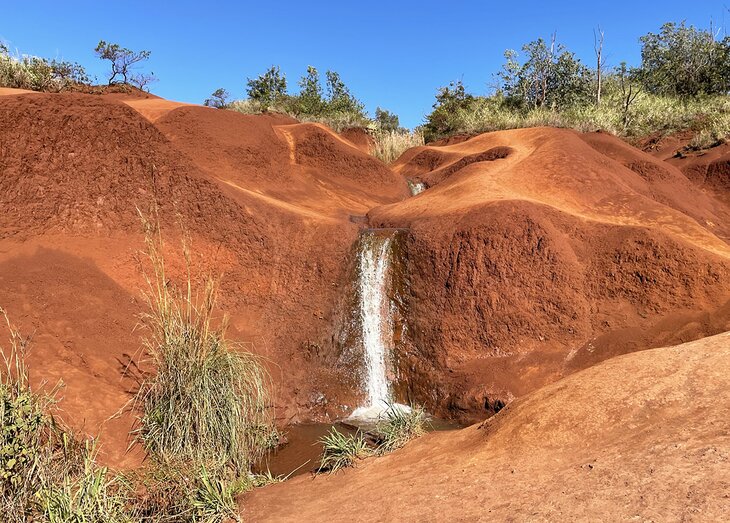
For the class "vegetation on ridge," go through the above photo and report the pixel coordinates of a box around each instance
[423,22,730,144]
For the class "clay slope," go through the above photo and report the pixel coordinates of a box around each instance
[373,127,730,421]
[0,88,409,465]
[244,332,730,522]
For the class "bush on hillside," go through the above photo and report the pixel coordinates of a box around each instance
[238,65,371,131]
[638,22,730,96]
[95,40,154,89]
[0,43,88,92]
[246,65,288,110]
[204,88,231,109]
[498,35,593,109]
[374,107,400,132]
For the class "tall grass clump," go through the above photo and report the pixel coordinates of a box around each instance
[375,404,428,454]
[372,129,425,163]
[316,428,370,474]
[133,219,275,477]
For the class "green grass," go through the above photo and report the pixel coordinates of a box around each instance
[37,440,132,523]
[317,428,370,474]
[375,404,428,454]
[133,219,275,475]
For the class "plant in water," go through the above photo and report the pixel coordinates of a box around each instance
[375,404,428,454]
[317,427,370,474]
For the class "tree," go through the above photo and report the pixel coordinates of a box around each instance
[94,40,151,85]
[246,66,287,109]
[203,88,230,109]
[498,35,593,109]
[325,70,365,115]
[375,107,399,132]
[422,80,476,141]
[296,66,325,115]
[594,26,605,105]
[617,62,642,130]
[638,22,730,96]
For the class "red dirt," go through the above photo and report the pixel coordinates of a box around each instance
[243,332,730,522]
[339,127,374,154]
[1,87,729,497]
[0,88,409,466]
[380,127,730,422]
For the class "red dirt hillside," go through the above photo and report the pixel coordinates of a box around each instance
[0,88,408,465]
[243,332,730,522]
[2,87,730,470]
[375,127,730,422]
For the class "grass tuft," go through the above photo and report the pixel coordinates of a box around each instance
[375,404,428,454]
[133,218,275,476]
[317,428,370,474]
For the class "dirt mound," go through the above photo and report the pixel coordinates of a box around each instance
[369,127,730,422]
[3,88,730,476]
[243,333,730,521]
[0,88,409,466]
[419,145,513,187]
[339,127,374,154]
[664,143,730,205]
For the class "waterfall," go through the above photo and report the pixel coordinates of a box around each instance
[349,230,410,421]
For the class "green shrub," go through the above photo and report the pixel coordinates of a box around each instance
[317,428,370,473]
[375,404,428,454]
[638,22,730,96]
[0,44,87,92]
[236,65,371,132]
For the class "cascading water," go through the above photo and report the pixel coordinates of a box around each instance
[407,180,426,196]
[348,230,409,421]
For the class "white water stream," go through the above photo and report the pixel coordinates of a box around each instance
[349,231,410,422]
[408,180,426,196]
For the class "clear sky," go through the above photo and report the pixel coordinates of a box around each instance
[3,1,728,128]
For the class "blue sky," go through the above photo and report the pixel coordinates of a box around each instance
[3,1,728,128]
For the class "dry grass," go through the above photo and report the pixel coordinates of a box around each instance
[372,130,425,163]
